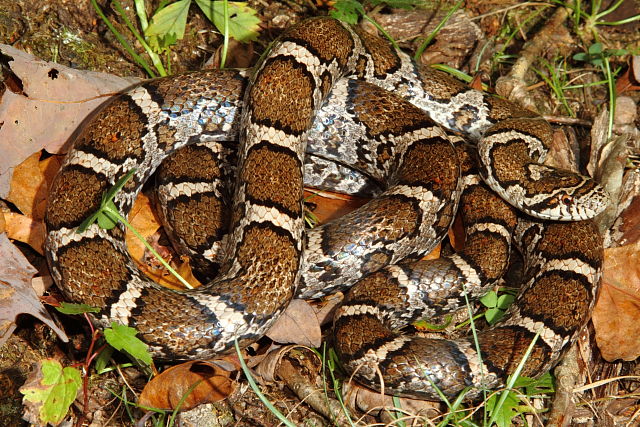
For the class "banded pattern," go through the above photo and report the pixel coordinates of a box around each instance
[333,144,603,398]
[45,17,608,398]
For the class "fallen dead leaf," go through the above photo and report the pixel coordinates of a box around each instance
[266,299,321,347]
[38,154,63,194]
[313,292,344,326]
[0,44,138,199]
[138,254,203,291]
[3,212,45,254]
[125,193,162,262]
[0,233,67,346]
[304,188,369,224]
[125,193,203,290]
[343,381,439,421]
[593,242,640,361]
[615,60,640,95]
[254,345,319,383]
[208,38,255,69]
[7,151,48,219]
[138,360,237,411]
[610,171,640,246]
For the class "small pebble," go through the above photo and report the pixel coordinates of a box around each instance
[615,96,637,126]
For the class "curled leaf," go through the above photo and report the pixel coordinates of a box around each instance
[139,360,237,410]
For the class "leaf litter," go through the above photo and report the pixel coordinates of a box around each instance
[0,1,639,425]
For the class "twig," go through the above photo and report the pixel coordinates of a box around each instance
[542,115,593,126]
[495,2,573,107]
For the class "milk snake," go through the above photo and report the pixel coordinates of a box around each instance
[45,17,608,399]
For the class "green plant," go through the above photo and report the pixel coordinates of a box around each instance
[234,339,297,427]
[479,290,515,325]
[323,346,356,425]
[485,342,554,427]
[533,57,576,117]
[538,1,639,138]
[556,0,640,44]
[330,0,425,25]
[19,359,82,425]
[91,0,260,77]
[488,3,550,73]
[573,42,629,137]
[19,302,155,425]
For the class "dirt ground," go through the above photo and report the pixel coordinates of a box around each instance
[1,0,640,426]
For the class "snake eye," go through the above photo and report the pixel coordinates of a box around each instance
[561,194,573,205]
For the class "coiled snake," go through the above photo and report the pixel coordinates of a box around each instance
[45,17,608,399]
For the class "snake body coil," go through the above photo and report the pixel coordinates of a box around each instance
[45,18,607,398]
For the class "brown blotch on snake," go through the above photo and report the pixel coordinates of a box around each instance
[286,17,354,68]
[153,122,180,152]
[248,57,316,135]
[57,237,131,309]
[519,273,591,333]
[419,69,468,100]
[351,81,434,138]
[241,144,303,217]
[395,137,460,193]
[46,167,108,229]
[334,312,396,358]
[233,224,299,314]
[344,270,407,307]
[158,143,227,185]
[131,287,224,354]
[490,141,537,184]
[74,96,148,162]
[355,27,402,77]
[476,326,551,377]
[165,194,227,250]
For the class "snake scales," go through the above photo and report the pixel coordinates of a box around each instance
[45,17,609,399]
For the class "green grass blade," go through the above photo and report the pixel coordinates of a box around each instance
[89,0,157,78]
[234,339,297,427]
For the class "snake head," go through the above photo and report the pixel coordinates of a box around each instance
[522,164,611,221]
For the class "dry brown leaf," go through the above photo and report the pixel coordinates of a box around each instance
[266,299,321,347]
[610,173,640,247]
[138,360,237,411]
[343,382,439,420]
[592,242,640,361]
[0,233,67,346]
[125,193,203,290]
[254,345,319,383]
[39,154,63,191]
[4,153,63,254]
[3,212,45,254]
[469,73,484,91]
[139,256,203,291]
[125,193,162,262]
[615,62,640,95]
[313,293,344,326]
[7,151,48,219]
[208,38,255,69]
[0,44,137,199]
[304,188,369,224]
